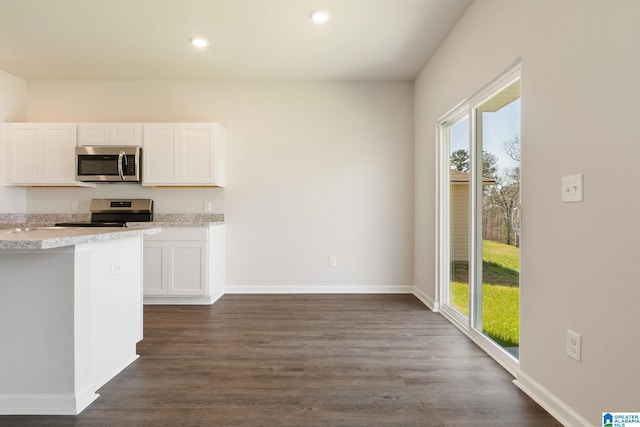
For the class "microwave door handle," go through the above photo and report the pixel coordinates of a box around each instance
[118,151,126,181]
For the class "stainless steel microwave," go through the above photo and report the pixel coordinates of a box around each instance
[76,146,141,182]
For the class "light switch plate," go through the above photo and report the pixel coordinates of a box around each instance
[562,174,583,202]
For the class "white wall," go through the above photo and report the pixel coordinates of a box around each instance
[26,186,225,215]
[415,1,640,425]
[0,70,27,212]
[25,80,415,292]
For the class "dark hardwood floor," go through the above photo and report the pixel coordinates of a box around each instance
[1,294,561,426]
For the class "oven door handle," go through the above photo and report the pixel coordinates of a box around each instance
[117,151,126,181]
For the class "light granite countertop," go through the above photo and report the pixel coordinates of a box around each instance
[0,213,224,228]
[128,213,225,227]
[0,226,160,250]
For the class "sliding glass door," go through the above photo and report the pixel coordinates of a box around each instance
[438,64,521,369]
[471,78,521,359]
[439,109,471,326]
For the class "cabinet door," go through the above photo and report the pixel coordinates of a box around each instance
[5,124,43,184]
[78,123,142,146]
[42,124,78,183]
[142,124,179,185]
[142,123,225,186]
[110,124,142,146]
[143,243,167,295]
[168,242,207,295]
[181,124,217,184]
[4,123,78,185]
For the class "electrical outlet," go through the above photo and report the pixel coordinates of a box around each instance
[203,201,212,213]
[110,264,122,276]
[567,329,582,362]
[562,174,583,202]
[329,255,337,267]
[71,201,79,212]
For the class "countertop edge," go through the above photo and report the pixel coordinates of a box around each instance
[127,221,225,227]
[0,227,161,250]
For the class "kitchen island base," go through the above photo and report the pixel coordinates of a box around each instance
[0,236,144,415]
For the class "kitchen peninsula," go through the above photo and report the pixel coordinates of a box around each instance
[0,226,159,415]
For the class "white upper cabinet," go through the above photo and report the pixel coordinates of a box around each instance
[3,122,225,187]
[142,123,225,187]
[3,123,92,187]
[78,123,142,146]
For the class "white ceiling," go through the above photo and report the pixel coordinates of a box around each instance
[0,0,472,81]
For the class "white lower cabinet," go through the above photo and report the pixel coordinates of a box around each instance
[144,240,206,295]
[143,225,225,304]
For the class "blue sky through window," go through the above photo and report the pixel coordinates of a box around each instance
[450,99,521,173]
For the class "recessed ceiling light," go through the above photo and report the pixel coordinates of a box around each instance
[309,9,331,25]
[189,36,210,48]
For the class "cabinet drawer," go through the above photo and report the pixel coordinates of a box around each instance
[144,226,208,241]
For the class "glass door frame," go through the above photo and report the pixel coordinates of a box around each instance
[436,101,470,332]
[436,61,521,376]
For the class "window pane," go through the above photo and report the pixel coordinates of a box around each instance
[449,117,470,317]
[474,79,521,359]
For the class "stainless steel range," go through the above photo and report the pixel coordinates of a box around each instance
[56,199,154,227]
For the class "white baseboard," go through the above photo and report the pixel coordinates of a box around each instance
[144,293,222,305]
[223,285,414,294]
[145,287,416,304]
[514,371,593,427]
[0,353,139,415]
[92,354,139,397]
[0,391,99,415]
[412,287,438,311]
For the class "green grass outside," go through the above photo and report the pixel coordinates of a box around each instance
[450,240,520,348]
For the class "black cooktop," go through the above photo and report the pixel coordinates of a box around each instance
[55,221,128,227]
